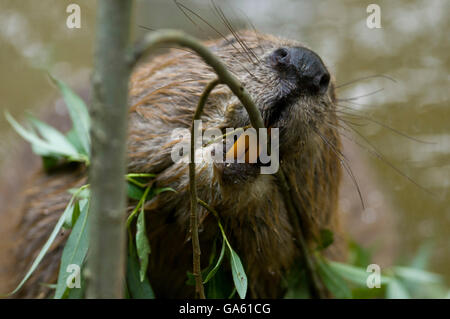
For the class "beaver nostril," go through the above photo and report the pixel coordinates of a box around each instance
[277,48,288,58]
[270,48,290,67]
[316,72,330,95]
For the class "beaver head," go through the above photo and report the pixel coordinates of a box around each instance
[126,31,343,299]
[213,32,334,155]
[128,31,340,201]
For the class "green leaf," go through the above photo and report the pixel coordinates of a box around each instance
[203,238,226,284]
[393,266,442,284]
[153,187,176,195]
[186,238,219,286]
[185,271,196,286]
[348,240,372,268]
[284,268,310,299]
[49,75,91,157]
[66,273,85,299]
[206,267,234,299]
[328,261,391,287]
[66,128,85,155]
[39,283,57,289]
[127,177,148,188]
[409,242,433,270]
[63,191,89,229]
[126,189,146,225]
[68,186,90,199]
[4,193,75,296]
[229,248,247,299]
[63,200,79,229]
[317,258,352,298]
[126,173,156,178]
[127,182,145,200]
[27,115,80,158]
[54,200,90,299]
[228,287,237,299]
[351,286,386,299]
[317,229,334,250]
[126,250,155,299]
[42,156,61,171]
[136,206,151,282]
[217,221,248,299]
[5,111,82,160]
[386,279,411,299]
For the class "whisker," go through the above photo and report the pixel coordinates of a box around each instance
[340,119,434,196]
[336,104,436,144]
[174,0,251,62]
[333,112,368,127]
[138,25,156,31]
[173,0,259,80]
[325,115,437,192]
[314,129,365,209]
[211,0,258,65]
[336,74,397,89]
[235,7,265,56]
[221,2,262,63]
[324,119,386,157]
[337,88,384,101]
[174,0,206,32]
[174,0,231,45]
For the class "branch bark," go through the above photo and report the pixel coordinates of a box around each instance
[86,0,132,298]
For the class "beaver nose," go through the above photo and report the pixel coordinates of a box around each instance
[270,47,330,95]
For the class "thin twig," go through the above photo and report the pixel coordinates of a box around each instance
[189,78,220,298]
[197,198,220,220]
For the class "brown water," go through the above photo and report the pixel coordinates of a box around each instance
[0,0,448,279]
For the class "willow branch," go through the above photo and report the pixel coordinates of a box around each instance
[87,0,132,298]
[189,78,220,299]
[197,198,220,220]
[130,29,327,299]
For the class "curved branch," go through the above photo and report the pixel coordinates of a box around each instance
[197,198,220,220]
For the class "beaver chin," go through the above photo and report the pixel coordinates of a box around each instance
[263,96,328,150]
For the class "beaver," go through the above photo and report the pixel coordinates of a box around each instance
[0,30,396,298]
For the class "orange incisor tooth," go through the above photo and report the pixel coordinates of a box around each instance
[225,130,259,163]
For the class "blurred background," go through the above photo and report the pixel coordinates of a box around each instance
[0,0,448,283]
